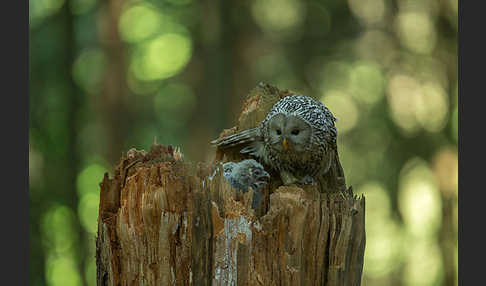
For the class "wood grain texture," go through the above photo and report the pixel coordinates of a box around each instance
[96,84,366,285]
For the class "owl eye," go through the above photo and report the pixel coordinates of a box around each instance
[276,129,282,135]
[291,129,300,135]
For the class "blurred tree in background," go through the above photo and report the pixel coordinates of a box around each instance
[29,0,458,285]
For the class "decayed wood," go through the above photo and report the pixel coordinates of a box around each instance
[96,84,366,286]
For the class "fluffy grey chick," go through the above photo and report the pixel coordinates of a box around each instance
[222,159,270,209]
[213,95,337,186]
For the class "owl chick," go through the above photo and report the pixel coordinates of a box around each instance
[222,159,270,209]
[213,95,337,186]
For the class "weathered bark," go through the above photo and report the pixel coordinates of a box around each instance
[96,85,366,286]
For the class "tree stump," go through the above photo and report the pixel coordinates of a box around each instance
[96,84,366,286]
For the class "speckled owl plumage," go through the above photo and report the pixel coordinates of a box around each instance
[213,93,338,185]
[262,95,337,149]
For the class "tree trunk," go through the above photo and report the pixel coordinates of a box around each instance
[96,85,366,286]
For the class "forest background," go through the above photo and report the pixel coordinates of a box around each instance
[29,0,458,285]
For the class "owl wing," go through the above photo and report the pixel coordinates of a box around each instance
[211,127,262,148]
[211,127,266,160]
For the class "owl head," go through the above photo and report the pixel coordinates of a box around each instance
[266,113,312,153]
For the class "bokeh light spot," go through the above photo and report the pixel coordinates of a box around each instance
[415,82,449,132]
[432,147,458,196]
[319,61,352,92]
[348,0,386,25]
[119,3,162,43]
[449,0,458,15]
[387,74,448,134]
[41,205,78,254]
[402,241,443,286]
[72,49,106,94]
[29,0,65,28]
[396,12,437,54]
[387,74,422,135]
[321,90,359,134]
[349,61,385,105]
[355,30,395,66]
[251,0,305,37]
[131,33,192,81]
[46,256,83,286]
[398,158,442,238]
[85,257,97,286]
[76,164,108,197]
[357,182,391,220]
[358,182,404,277]
[78,193,100,234]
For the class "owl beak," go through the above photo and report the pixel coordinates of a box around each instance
[282,138,288,151]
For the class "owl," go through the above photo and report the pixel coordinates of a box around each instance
[222,159,270,209]
[213,95,337,185]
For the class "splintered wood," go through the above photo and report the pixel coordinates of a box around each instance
[96,145,365,286]
[96,84,365,286]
